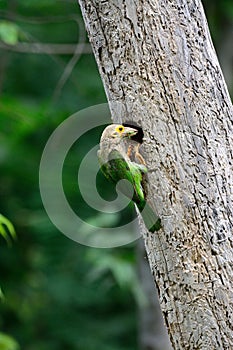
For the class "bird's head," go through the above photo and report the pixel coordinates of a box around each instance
[101,124,138,141]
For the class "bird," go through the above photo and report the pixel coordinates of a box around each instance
[122,122,146,165]
[127,143,146,165]
[97,124,161,233]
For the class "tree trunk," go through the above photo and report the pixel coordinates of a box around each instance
[77,0,233,349]
[137,238,172,350]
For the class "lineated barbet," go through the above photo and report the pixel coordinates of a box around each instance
[97,124,161,233]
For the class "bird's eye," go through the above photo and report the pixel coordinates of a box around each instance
[116,125,124,133]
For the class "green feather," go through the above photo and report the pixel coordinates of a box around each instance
[98,149,161,233]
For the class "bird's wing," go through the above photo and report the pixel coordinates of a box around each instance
[98,148,161,232]
[100,149,145,203]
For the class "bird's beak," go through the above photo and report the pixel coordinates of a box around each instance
[122,127,138,138]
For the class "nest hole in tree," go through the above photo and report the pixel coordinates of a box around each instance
[123,121,144,144]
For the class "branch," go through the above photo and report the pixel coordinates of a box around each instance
[0,42,92,55]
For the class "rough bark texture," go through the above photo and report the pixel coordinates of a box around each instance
[78,0,233,349]
[137,239,172,350]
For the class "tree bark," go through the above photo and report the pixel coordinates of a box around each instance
[77,0,233,349]
[137,239,172,350]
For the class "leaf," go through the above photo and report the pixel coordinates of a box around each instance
[0,21,19,45]
[0,287,5,301]
[0,214,17,245]
[0,333,20,350]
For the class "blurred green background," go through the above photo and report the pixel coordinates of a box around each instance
[0,1,232,349]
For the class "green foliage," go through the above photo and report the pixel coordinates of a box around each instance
[202,0,233,40]
[87,249,146,307]
[0,333,20,350]
[0,215,16,246]
[0,21,19,45]
[0,2,137,349]
[0,287,5,301]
